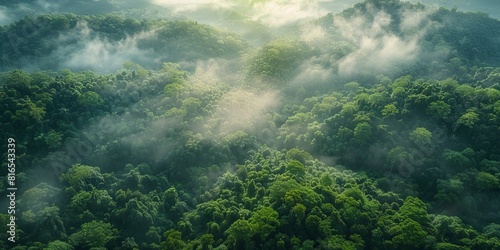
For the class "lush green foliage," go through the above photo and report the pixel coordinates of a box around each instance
[1,0,500,249]
[0,14,245,71]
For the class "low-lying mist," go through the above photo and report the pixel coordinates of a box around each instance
[2,1,500,249]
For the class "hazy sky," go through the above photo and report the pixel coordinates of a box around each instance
[0,5,11,25]
[151,0,363,28]
[1,0,498,73]
[407,0,499,19]
[1,0,498,29]
[152,0,499,26]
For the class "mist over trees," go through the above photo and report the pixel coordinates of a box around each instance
[1,0,500,249]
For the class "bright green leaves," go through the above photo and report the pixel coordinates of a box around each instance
[439,78,459,91]
[181,97,202,114]
[368,93,387,109]
[387,197,435,247]
[399,196,431,227]
[391,75,412,89]
[248,207,279,241]
[409,127,432,145]
[122,198,156,229]
[286,160,306,179]
[60,164,104,193]
[386,146,414,171]
[20,183,61,214]
[390,86,406,101]
[245,39,313,84]
[355,93,370,109]
[339,187,366,206]
[4,69,33,94]
[154,21,245,61]
[322,235,360,250]
[320,173,334,187]
[305,214,322,236]
[3,3,500,250]
[300,188,324,209]
[483,223,500,239]
[33,206,66,243]
[199,234,215,250]
[222,130,252,156]
[427,100,452,119]
[68,221,118,249]
[164,83,185,100]
[475,172,500,191]
[14,97,46,123]
[45,240,74,250]
[435,242,470,250]
[353,122,372,146]
[432,215,472,243]
[65,189,116,227]
[456,85,475,100]
[269,179,323,209]
[286,148,312,165]
[291,204,307,224]
[161,229,186,250]
[269,179,301,205]
[378,197,436,247]
[284,189,303,208]
[123,61,149,80]
[434,178,464,204]
[381,103,399,117]
[493,100,500,116]
[469,235,500,249]
[163,187,178,209]
[36,129,64,149]
[77,91,104,109]
[226,219,255,242]
[162,62,187,85]
[456,111,479,128]
[389,218,428,248]
[196,200,224,224]
[442,149,473,170]
[340,102,358,117]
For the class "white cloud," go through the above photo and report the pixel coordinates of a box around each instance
[36,0,61,12]
[0,6,12,26]
[399,6,440,35]
[204,89,280,138]
[152,0,235,13]
[338,34,419,75]
[300,23,327,44]
[330,7,438,76]
[251,0,328,28]
[55,21,157,73]
[152,0,355,28]
[292,55,335,87]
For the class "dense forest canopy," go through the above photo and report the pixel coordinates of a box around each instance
[407,0,500,20]
[1,0,500,249]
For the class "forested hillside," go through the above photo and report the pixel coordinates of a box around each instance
[0,14,245,72]
[1,0,500,249]
[407,0,500,20]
